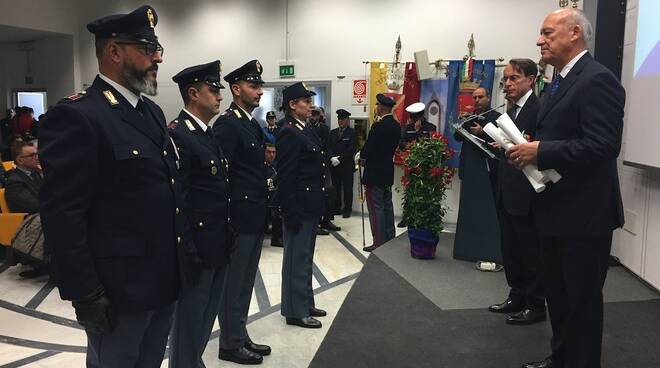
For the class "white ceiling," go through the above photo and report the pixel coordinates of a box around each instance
[0,24,62,43]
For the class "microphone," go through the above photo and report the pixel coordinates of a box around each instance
[459,103,506,123]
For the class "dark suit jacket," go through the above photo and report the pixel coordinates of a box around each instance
[213,102,268,234]
[361,114,401,187]
[534,53,625,238]
[399,120,436,150]
[328,126,357,173]
[275,115,326,221]
[5,168,41,213]
[39,76,185,313]
[496,93,540,216]
[170,110,230,268]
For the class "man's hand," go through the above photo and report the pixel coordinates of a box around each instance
[489,142,502,150]
[469,123,483,135]
[506,141,540,169]
[354,152,361,163]
[72,290,114,334]
[330,156,340,167]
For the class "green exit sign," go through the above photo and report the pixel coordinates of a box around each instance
[279,64,295,78]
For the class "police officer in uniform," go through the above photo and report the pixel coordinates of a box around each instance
[399,102,436,150]
[262,111,279,144]
[39,6,184,367]
[212,60,271,365]
[328,109,357,218]
[167,60,231,368]
[276,82,327,329]
[265,143,283,247]
[309,108,340,233]
[359,94,401,252]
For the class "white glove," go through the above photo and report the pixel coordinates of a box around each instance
[330,156,340,167]
[354,151,361,163]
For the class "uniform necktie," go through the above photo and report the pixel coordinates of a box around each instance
[507,105,519,120]
[136,99,164,139]
[550,75,563,97]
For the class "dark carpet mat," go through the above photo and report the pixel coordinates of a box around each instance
[310,255,660,368]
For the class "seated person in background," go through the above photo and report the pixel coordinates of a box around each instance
[5,141,42,213]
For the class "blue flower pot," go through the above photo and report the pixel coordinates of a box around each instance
[408,227,439,259]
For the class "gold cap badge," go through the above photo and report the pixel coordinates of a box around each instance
[147,9,155,29]
[256,61,262,74]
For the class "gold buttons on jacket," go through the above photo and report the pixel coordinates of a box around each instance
[306,187,310,191]
[211,166,218,175]
[175,208,180,215]
[171,178,175,184]
[177,236,181,244]
[132,150,139,156]
[198,222,204,227]
[163,150,167,156]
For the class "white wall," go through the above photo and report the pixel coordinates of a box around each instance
[611,0,660,291]
[0,36,75,113]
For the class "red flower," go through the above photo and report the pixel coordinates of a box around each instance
[401,176,410,188]
[404,166,411,175]
[431,131,442,139]
[430,167,443,177]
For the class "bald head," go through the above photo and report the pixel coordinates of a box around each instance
[537,8,592,69]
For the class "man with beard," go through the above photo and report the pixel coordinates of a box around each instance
[212,60,271,365]
[39,6,185,368]
[167,60,231,368]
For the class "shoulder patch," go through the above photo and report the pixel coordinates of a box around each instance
[60,91,87,104]
[233,109,242,118]
[295,122,305,131]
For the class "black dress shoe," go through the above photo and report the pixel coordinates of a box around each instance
[488,298,523,314]
[270,238,283,247]
[218,347,263,365]
[316,227,330,235]
[309,307,327,317]
[506,308,547,325]
[342,212,351,218]
[245,340,271,356]
[522,356,553,368]
[363,244,378,252]
[321,221,341,231]
[286,316,322,328]
[397,219,407,228]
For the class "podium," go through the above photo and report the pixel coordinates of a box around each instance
[452,130,502,264]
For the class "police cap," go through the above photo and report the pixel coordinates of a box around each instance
[87,5,160,45]
[224,60,264,85]
[376,93,395,107]
[172,60,224,89]
[266,111,276,119]
[336,109,351,119]
[281,82,316,110]
[405,102,425,116]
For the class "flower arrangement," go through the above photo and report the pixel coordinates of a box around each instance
[399,132,455,235]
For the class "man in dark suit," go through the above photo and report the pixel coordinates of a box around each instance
[488,59,545,326]
[329,109,357,218]
[5,141,41,214]
[265,143,283,247]
[212,60,271,365]
[360,94,401,252]
[454,87,501,188]
[508,9,625,368]
[39,6,185,368]
[167,61,231,368]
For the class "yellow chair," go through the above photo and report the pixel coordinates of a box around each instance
[2,161,14,172]
[0,188,28,266]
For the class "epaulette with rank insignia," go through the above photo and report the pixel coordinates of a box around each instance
[59,91,87,104]
[295,122,305,131]
[233,109,242,118]
[167,119,179,130]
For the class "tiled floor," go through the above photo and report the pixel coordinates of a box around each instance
[0,215,406,367]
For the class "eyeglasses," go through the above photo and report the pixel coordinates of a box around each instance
[116,41,164,57]
[18,153,38,159]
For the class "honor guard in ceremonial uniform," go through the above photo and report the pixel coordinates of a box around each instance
[167,60,231,368]
[328,109,357,218]
[359,94,401,252]
[399,102,436,149]
[275,82,328,329]
[262,111,280,144]
[39,6,185,368]
[212,60,271,365]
